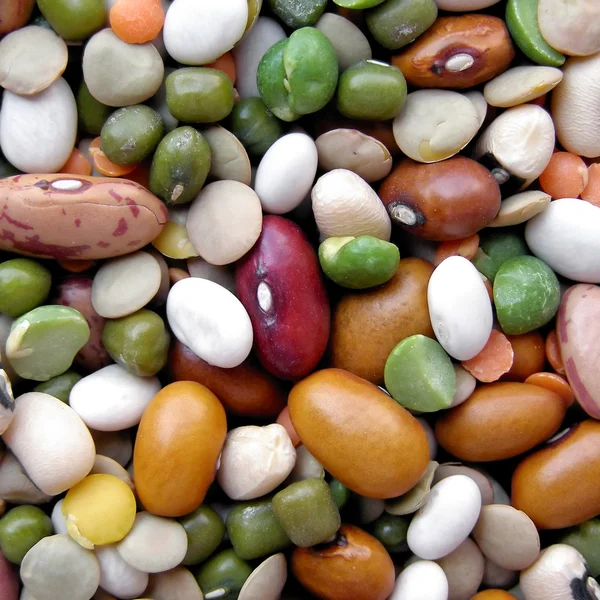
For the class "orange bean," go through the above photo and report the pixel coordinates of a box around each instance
[59,148,93,176]
[581,163,600,207]
[433,234,480,267]
[525,372,575,408]
[169,268,190,285]
[89,137,137,177]
[205,52,236,86]
[58,260,96,273]
[545,329,565,375]
[276,405,301,448]
[110,0,165,44]
[462,329,514,383]
[471,591,518,600]
[538,151,588,199]
[504,331,546,381]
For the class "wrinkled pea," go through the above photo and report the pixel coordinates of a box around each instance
[269,0,327,28]
[472,229,529,282]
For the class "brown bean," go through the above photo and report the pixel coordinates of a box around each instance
[331,257,434,384]
[51,275,111,373]
[167,339,286,418]
[512,420,600,529]
[379,157,501,241]
[392,14,515,89]
[0,0,36,35]
[435,382,566,462]
[0,174,168,260]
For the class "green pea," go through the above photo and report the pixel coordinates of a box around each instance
[336,61,407,121]
[33,370,82,403]
[195,549,252,600]
[257,28,338,122]
[472,229,529,282]
[329,479,351,510]
[166,68,235,124]
[505,0,565,67]
[365,0,438,50]
[226,500,291,561]
[37,0,106,41]
[272,478,341,548]
[371,513,409,553]
[559,519,600,577]
[493,255,560,336]
[332,0,386,9]
[269,0,327,29]
[150,126,211,206]
[100,105,165,167]
[77,81,111,136]
[102,309,170,377]
[0,505,53,565]
[318,236,400,290]
[384,334,456,413]
[0,259,52,318]
[5,306,90,382]
[230,98,283,158]
[179,506,225,566]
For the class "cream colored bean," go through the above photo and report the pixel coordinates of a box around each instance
[217,424,296,501]
[203,125,252,185]
[385,461,439,516]
[187,257,237,295]
[315,13,372,71]
[483,66,562,108]
[433,464,494,506]
[450,365,477,408]
[144,567,203,600]
[390,560,448,600]
[2,392,95,496]
[408,475,482,560]
[0,450,53,505]
[392,90,480,163]
[472,504,540,571]
[186,181,263,266]
[285,444,324,484]
[21,535,100,600]
[315,129,392,183]
[487,191,551,228]
[116,512,187,574]
[483,557,518,589]
[311,169,391,241]
[436,537,484,600]
[95,544,148,599]
[91,251,162,319]
[239,554,288,600]
[89,429,133,468]
[0,26,67,95]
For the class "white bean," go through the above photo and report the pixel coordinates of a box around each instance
[390,560,449,600]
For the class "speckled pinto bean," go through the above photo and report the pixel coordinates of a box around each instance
[0,174,168,260]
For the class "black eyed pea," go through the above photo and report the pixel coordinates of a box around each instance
[100,105,165,167]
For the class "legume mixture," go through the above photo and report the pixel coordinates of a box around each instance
[0,0,599,598]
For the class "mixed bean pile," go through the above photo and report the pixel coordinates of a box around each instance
[0,0,599,598]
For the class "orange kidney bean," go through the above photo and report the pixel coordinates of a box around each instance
[504,332,546,381]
